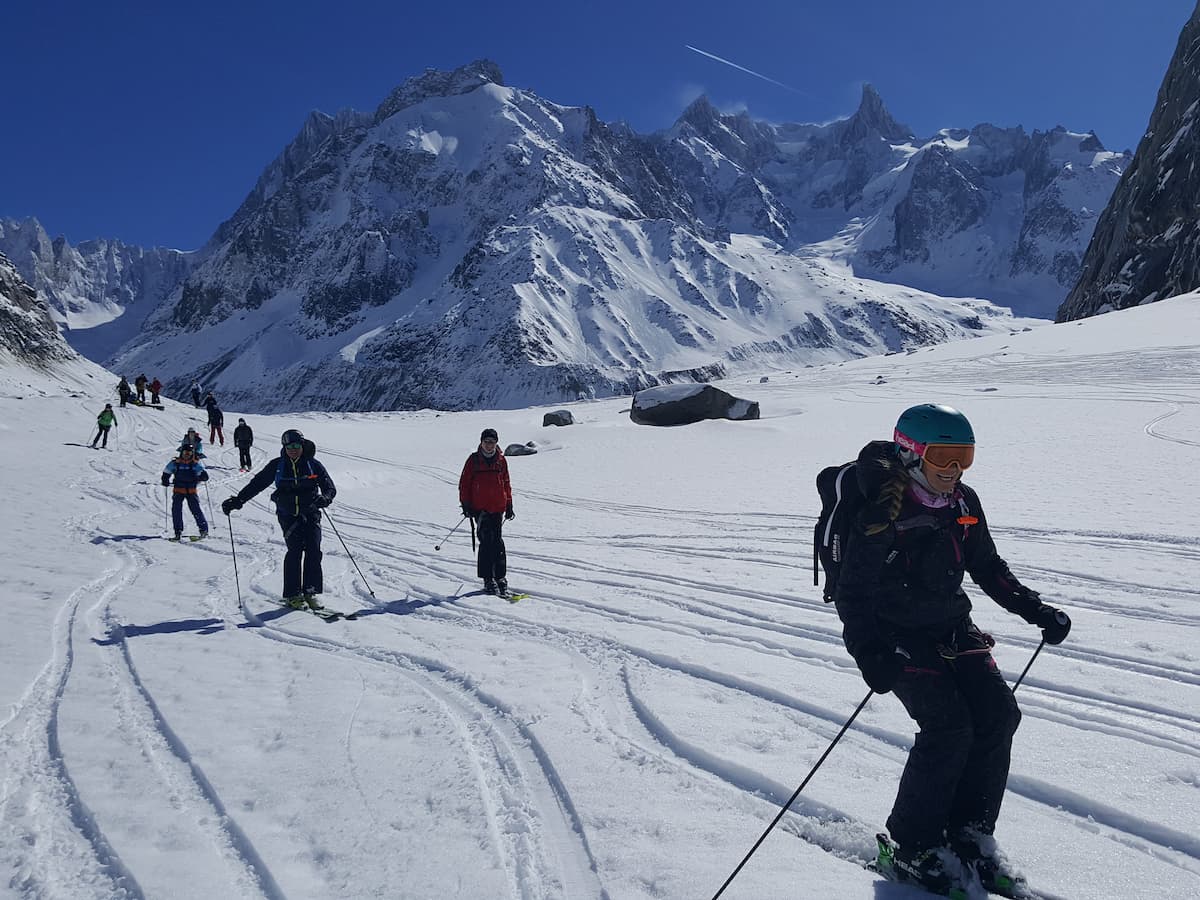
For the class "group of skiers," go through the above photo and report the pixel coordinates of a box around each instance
[90,387,1074,897]
[116,374,163,407]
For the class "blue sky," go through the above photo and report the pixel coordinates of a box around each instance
[1,0,1193,250]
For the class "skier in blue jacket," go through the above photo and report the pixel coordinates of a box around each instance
[162,444,209,541]
[221,429,336,609]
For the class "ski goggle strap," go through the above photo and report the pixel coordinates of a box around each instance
[894,430,975,470]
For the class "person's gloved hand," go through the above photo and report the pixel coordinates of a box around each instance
[161,475,171,487]
[461,502,473,519]
[1033,604,1071,645]
[862,473,908,536]
[855,644,908,694]
[504,503,515,521]
[221,497,243,516]
[312,494,332,509]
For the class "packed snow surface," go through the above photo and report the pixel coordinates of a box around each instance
[2,293,1199,899]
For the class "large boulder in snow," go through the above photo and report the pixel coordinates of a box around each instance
[543,409,575,427]
[505,441,537,456]
[630,384,760,426]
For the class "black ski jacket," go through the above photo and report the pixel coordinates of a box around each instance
[235,439,335,519]
[834,440,1042,663]
[233,424,253,447]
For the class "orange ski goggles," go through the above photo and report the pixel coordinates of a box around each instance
[921,443,975,470]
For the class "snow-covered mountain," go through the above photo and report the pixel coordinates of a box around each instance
[0,251,73,365]
[96,61,1121,412]
[0,216,194,360]
[1058,1,1200,320]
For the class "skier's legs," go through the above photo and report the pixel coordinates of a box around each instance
[279,515,305,597]
[299,518,323,594]
[216,425,224,445]
[476,513,507,579]
[171,494,185,534]
[185,493,208,533]
[239,447,252,468]
[100,425,109,447]
[887,649,974,850]
[945,653,1021,835]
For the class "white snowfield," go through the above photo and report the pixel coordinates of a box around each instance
[2,294,1199,900]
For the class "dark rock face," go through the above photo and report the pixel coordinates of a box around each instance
[1058,3,1200,320]
[0,252,74,364]
[504,442,537,456]
[543,410,575,426]
[630,384,760,426]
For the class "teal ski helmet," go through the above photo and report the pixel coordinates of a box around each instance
[894,404,975,453]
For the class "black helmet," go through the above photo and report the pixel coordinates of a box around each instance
[281,429,305,446]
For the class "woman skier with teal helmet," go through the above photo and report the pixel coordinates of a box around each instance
[833,403,1072,897]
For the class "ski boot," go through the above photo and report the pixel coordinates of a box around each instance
[496,578,508,595]
[483,579,497,595]
[302,592,322,611]
[283,595,307,610]
[169,533,183,542]
[950,827,1027,898]
[876,834,967,898]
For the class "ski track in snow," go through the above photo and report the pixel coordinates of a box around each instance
[312,493,1200,883]
[10,335,1200,899]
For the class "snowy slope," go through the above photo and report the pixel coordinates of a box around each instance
[2,293,1199,899]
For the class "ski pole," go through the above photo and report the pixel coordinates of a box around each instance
[711,690,874,900]
[163,486,169,535]
[1011,638,1046,693]
[204,482,216,532]
[470,516,476,553]
[435,515,467,551]
[227,515,244,614]
[322,508,376,599]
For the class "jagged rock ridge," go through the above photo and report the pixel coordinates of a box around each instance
[1058,2,1200,320]
[0,252,74,364]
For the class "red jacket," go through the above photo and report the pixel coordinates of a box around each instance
[459,448,512,514]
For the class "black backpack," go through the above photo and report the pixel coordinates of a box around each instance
[813,461,864,602]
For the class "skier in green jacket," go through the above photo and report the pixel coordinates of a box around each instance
[92,404,117,448]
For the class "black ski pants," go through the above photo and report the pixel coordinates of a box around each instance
[237,446,252,469]
[475,512,507,581]
[886,640,1021,851]
[171,492,208,535]
[280,513,323,597]
[92,425,111,448]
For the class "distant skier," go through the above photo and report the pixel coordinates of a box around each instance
[180,428,205,458]
[117,376,132,408]
[833,404,1071,897]
[91,403,117,449]
[149,377,163,405]
[205,394,225,445]
[134,373,148,404]
[190,380,202,408]
[233,417,254,471]
[162,444,209,541]
[458,427,515,595]
[221,429,336,609]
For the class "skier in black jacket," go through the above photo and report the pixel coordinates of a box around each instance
[835,404,1071,898]
[221,429,336,609]
[233,418,253,471]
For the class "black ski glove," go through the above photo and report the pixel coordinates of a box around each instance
[161,475,171,487]
[862,472,908,537]
[855,644,908,694]
[221,497,243,516]
[461,502,473,519]
[504,503,515,521]
[312,494,332,509]
[1033,604,1071,645]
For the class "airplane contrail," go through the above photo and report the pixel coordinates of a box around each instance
[685,44,809,96]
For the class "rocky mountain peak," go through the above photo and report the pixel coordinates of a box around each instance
[374,59,505,124]
[0,251,73,364]
[840,83,913,144]
[1058,2,1200,320]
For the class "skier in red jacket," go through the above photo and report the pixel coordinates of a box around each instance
[458,428,514,595]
